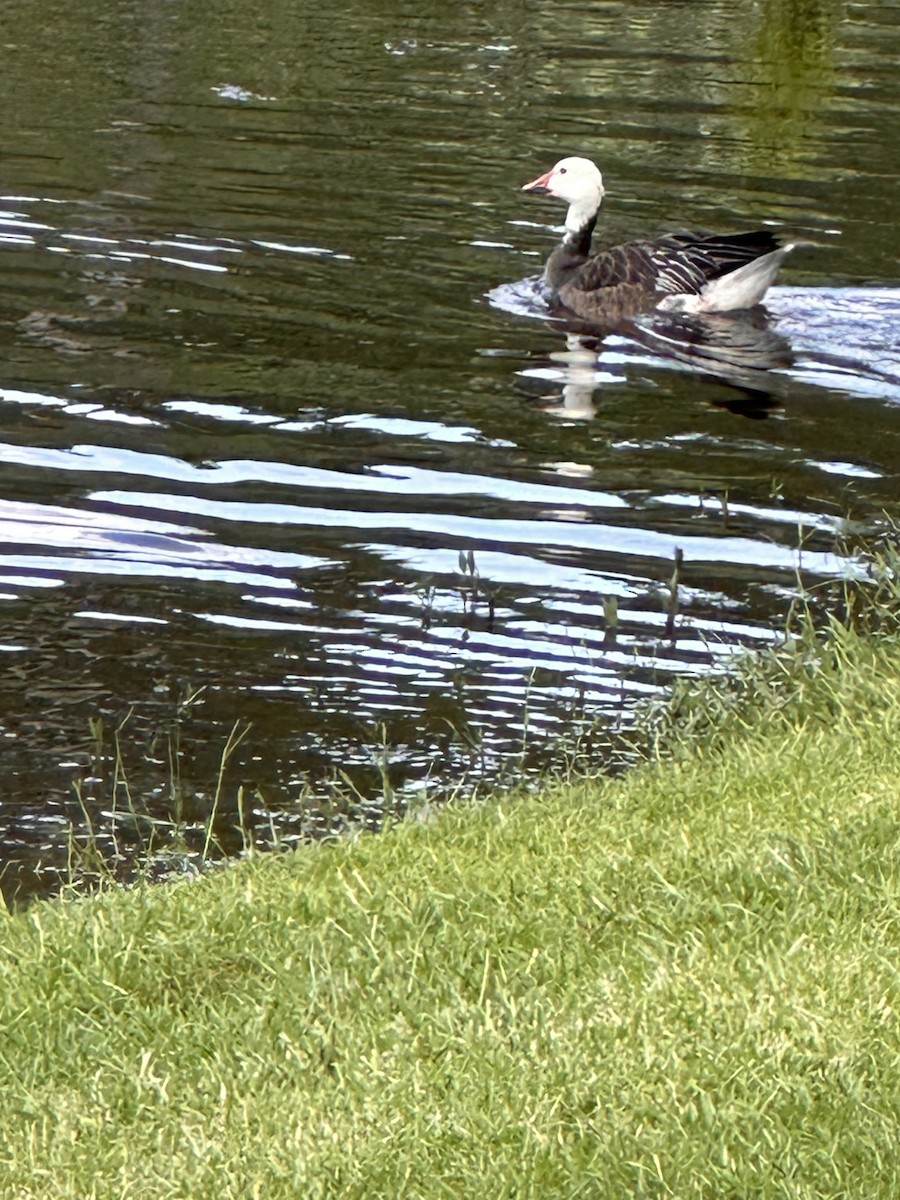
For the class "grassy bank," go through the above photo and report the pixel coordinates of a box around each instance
[1,617,899,1197]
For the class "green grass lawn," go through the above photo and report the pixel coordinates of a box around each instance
[1,619,899,1198]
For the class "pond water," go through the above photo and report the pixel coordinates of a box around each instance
[2,0,899,901]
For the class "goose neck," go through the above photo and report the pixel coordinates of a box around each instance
[563,212,597,258]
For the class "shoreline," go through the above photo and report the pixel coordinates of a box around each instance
[2,592,899,1196]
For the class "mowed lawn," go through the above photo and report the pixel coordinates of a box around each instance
[1,619,898,1198]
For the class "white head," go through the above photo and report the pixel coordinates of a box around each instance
[522,156,605,234]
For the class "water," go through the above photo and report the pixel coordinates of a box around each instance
[2,0,899,902]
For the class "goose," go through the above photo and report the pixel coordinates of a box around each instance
[521,156,794,326]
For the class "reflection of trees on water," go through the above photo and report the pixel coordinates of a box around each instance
[740,0,842,177]
[525,0,843,201]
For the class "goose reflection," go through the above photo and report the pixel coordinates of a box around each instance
[520,304,793,419]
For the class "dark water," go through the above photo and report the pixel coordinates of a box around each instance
[2,0,899,901]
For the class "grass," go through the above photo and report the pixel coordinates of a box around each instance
[1,591,900,1196]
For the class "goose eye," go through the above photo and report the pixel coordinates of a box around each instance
[558,167,567,175]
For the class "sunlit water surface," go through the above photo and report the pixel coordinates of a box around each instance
[1,0,899,901]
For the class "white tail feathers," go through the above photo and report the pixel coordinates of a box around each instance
[661,244,795,314]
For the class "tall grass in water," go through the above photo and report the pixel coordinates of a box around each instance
[643,518,900,756]
[0,534,898,1196]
